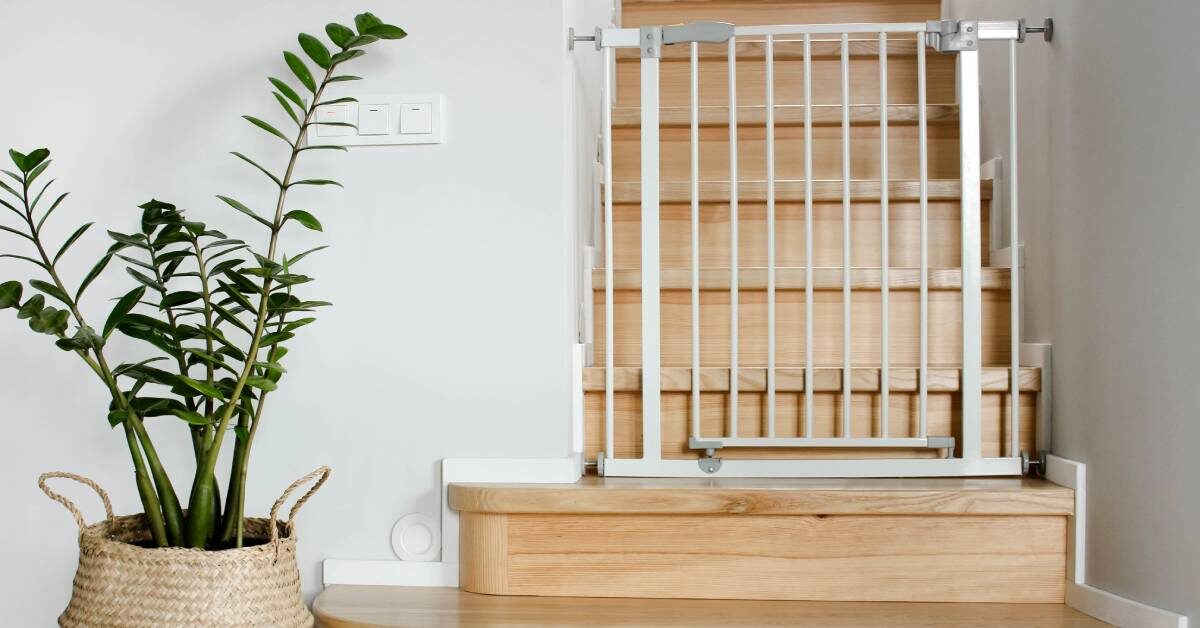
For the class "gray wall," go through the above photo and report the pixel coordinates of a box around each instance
[0,1,600,623]
[945,0,1200,619]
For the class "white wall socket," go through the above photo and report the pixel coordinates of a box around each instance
[307,93,445,147]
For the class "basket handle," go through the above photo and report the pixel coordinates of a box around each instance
[268,466,331,545]
[38,472,114,533]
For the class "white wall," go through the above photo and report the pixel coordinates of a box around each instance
[0,1,597,623]
[945,1,1200,621]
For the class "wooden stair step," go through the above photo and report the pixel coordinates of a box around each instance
[450,476,1073,516]
[314,585,1109,627]
[610,179,993,203]
[613,104,958,127]
[450,478,1074,603]
[583,366,1041,393]
[594,267,1010,290]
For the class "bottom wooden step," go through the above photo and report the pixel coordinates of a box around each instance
[449,478,1073,604]
[314,585,1109,627]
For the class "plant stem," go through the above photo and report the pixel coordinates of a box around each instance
[186,63,338,548]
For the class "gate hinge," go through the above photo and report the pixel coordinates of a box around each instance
[698,448,722,474]
[641,21,735,58]
[925,19,979,53]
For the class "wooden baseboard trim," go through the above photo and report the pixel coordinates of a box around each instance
[1066,582,1188,628]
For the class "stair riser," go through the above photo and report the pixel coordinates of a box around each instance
[460,511,1066,602]
[593,289,1013,367]
[607,199,990,269]
[584,390,1036,460]
[617,55,956,108]
[614,125,961,182]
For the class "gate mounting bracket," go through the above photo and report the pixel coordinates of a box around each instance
[641,21,735,58]
[925,19,979,53]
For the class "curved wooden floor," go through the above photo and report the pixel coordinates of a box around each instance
[314,585,1110,627]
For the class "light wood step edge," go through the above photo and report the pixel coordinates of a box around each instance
[617,39,925,61]
[583,366,1040,393]
[613,104,958,127]
[610,179,993,203]
[449,476,1074,516]
[594,267,1009,290]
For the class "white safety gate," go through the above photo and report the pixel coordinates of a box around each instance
[580,18,1049,477]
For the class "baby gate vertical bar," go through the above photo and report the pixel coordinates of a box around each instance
[958,48,983,460]
[690,42,701,441]
[1008,39,1020,457]
[640,49,663,461]
[765,34,777,437]
[728,36,740,438]
[916,31,929,439]
[840,32,852,438]
[603,45,615,461]
[878,31,890,438]
[803,33,814,437]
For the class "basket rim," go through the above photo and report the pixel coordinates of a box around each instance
[78,513,298,556]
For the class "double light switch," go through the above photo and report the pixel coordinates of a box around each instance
[309,94,444,146]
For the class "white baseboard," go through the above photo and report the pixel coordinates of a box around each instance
[1067,581,1188,628]
[322,456,582,588]
[1045,455,1188,627]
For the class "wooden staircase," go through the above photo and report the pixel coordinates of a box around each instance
[314,0,1092,624]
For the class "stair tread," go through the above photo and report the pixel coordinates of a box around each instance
[449,476,1073,516]
[314,585,1107,627]
[610,179,993,203]
[613,104,958,127]
[594,267,1010,290]
[583,366,1040,392]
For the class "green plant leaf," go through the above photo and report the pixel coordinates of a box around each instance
[29,279,71,306]
[53,222,93,263]
[330,49,365,64]
[272,92,300,126]
[23,148,50,172]
[76,251,114,301]
[298,33,332,69]
[325,22,355,49]
[365,24,407,40]
[180,376,227,400]
[229,152,283,188]
[31,306,68,335]
[242,115,293,146]
[284,210,322,231]
[8,150,27,171]
[288,178,342,188]
[297,144,349,153]
[126,267,165,292]
[0,281,22,308]
[216,195,274,228]
[161,291,201,308]
[343,35,378,49]
[246,376,278,392]
[354,12,383,34]
[107,410,126,427]
[26,160,51,186]
[170,409,212,426]
[283,51,316,93]
[327,75,362,83]
[268,77,305,110]
[17,294,45,319]
[316,96,357,106]
[0,254,49,270]
[112,357,168,377]
[105,286,145,337]
[259,330,294,347]
[108,230,149,249]
[284,245,328,267]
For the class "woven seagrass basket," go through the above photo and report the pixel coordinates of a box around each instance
[38,467,330,628]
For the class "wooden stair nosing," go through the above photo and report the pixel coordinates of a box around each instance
[593,267,1010,291]
[612,104,959,128]
[449,476,1074,516]
[610,179,993,204]
[583,366,1041,393]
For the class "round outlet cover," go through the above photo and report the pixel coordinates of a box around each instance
[390,513,440,562]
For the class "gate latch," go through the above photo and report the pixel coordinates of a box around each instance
[925,20,979,53]
[641,21,735,59]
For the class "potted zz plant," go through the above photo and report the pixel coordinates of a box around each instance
[1,12,404,627]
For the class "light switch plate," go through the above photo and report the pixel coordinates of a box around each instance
[308,94,444,147]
